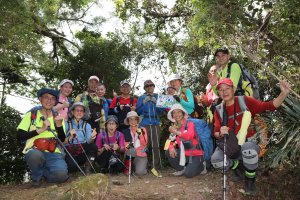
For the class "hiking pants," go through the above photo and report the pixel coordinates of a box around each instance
[25,149,68,183]
[165,149,204,178]
[95,150,124,173]
[144,124,162,170]
[65,143,98,172]
[211,141,260,171]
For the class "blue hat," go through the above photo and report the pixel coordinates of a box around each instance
[37,88,59,101]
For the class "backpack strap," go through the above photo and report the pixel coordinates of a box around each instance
[116,96,120,106]
[130,96,134,106]
[216,103,224,123]
[227,62,244,95]
[82,121,87,138]
[181,87,188,102]
[29,108,39,132]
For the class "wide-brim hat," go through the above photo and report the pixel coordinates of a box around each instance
[124,111,142,126]
[68,102,90,120]
[59,79,74,88]
[167,74,183,84]
[167,103,188,122]
[37,88,59,101]
[105,115,119,126]
[216,78,234,90]
[144,79,155,88]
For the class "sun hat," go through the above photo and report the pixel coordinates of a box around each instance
[124,111,142,125]
[216,78,234,90]
[167,74,183,84]
[167,103,188,122]
[214,47,229,57]
[68,102,90,120]
[144,79,155,89]
[37,88,59,101]
[59,79,74,88]
[105,115,119,126]
[88,75,100,82]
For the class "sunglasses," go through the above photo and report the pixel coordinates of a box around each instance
[145,84,155,88]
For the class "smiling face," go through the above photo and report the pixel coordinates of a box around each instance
[169,79,182,91]
[96,84,106,97]
[120,84,131,95]
[215,52,230,68]
[72,105,85,120]
[106,120,118,132]
[172,109,185,123]
[39,93,57,110]
[60,83,73,97]
[144,84,155,94]
[217,84,235,103]
[128,116,139,127]
[88,79,99,92]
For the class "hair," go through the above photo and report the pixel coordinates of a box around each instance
[171,110,185,118]
[97,83,106,88]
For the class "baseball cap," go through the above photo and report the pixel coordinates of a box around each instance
[120,80,130,87]
[37,88,59,101]
[58,79,74,88]
[216,78,234,89]
[214,48,229,57]
[88,75,99,82]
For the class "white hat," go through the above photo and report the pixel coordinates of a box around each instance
[124,111,142,125]
[167,74,183,84]
[88,75,100,82]
[68,102,90,120]
[120,80,130,87]
[167,103,188,122]
[59,79,74,87]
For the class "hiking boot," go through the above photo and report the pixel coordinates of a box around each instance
[172,167,186,176]
[201,161,207,174]
[32,180,41,188]
[244,177,257,196]
[151,168,162,178]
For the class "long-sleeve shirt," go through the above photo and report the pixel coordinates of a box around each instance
[178,87,195,114]
[95,131,125,151]
[214,96,276,138]
[123,127,148,157]
[65,119,92,145]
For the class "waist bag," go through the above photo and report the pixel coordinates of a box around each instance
[33,138,57,152]
[217,131,241,159]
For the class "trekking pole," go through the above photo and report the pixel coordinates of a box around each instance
[41,117,86,176]
[74,137,97,173]
[222,106,229,200]
[129,143,132,185]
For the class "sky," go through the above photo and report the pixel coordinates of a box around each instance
[6,0,174,114]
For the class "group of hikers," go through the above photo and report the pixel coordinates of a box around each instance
[16,48,291,196]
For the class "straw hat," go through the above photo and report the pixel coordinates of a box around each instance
[124,111,142,125]
[167,103,188,122]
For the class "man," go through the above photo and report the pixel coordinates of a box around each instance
[17,88,68,187]
[136,80,165,177]
[211,78,291,195]
[109,80,137,132]
[75,75,104,133]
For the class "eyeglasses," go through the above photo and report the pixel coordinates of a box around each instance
[74,109,84,113]
[145,84,155,88]
[42,96,56,102]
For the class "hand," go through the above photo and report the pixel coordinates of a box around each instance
[169,126,179,135]
[150,96,157,103]
[54,114,64,127]
[208,72,218,86]
[119,105,124,110]
[279,80,291,96]
[169,148,177,158]
[219,126,230,137]
[103,144,111,151]
[90,128,97,141]
[143,96,151,104]
[70,129,76,139]
[131,105,136,111]
[40,119,50,133]
[62,101,70,109]
[113,89,118,97]
[173,95,180,102]
[112,142,119,151]
[136,128,142,135]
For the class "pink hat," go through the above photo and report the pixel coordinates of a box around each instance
[216,78,234,89]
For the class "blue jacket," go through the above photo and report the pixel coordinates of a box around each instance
[136,93,165,126]
[65,119,92,145]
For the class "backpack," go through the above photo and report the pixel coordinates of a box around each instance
[66,120,88,141]
[184,118,213,161]
[28,107,57,131]
[115,96,134,125]
[181,88,205,119]
[227,62,260,100]
[102,131,121,145]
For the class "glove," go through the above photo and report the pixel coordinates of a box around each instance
[173,95,180,102]
[136,128,142,135]
[143,96,151,104]
[150,96,157,103]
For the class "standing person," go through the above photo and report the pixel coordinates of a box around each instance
[136,80,165,177]
[95,115,126,174]
[165,104,205,178]
[54,79,74,120]
[122,111,148,176]
[109,80,137,132]
[75,75,103,133]
[211,78,291,195]
[17,88,68,187]
[65,102,98,174]
[96,83,109,124]
[167,74,195,116]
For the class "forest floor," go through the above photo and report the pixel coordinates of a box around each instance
[1,166,299,200]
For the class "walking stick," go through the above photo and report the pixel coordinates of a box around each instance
[75,137,97,173]
[41,117,86,176]
[222,106,229,200]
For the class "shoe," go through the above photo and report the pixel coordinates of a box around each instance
[244,177,257,196]
[201,161,207,174]
[151,168,162,178]
[172,167,186,176]
[32,180,41,188]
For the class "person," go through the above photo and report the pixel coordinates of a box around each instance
[165,104,205,178]
[75,75,103,132]
[211,78,291,195]
[96,83,110,124]
[136,80,165,177]
[109,80,137,132]
[64,102,98,174]
[53,79,74,120]
[122,111,148,176]
[17,88,68,187]
[95,115,126,174]
[167,74,195,116]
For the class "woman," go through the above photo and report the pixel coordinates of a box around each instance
[65,102,98,174]
[122,111,148,175]
[54,79,74,120]
[166,103,205,178]
[96,83,109,122]
[95,115,125,174]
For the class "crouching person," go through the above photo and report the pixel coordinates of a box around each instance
[95,115,126,174]
[211,78,291,195]
[17,88,68,187]
[122,111,148,176]
[165,104,205,178]
[65,102,98,174]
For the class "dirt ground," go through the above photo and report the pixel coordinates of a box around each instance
[1,167,299,200]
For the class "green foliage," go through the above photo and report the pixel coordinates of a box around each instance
[0,105,27,184]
